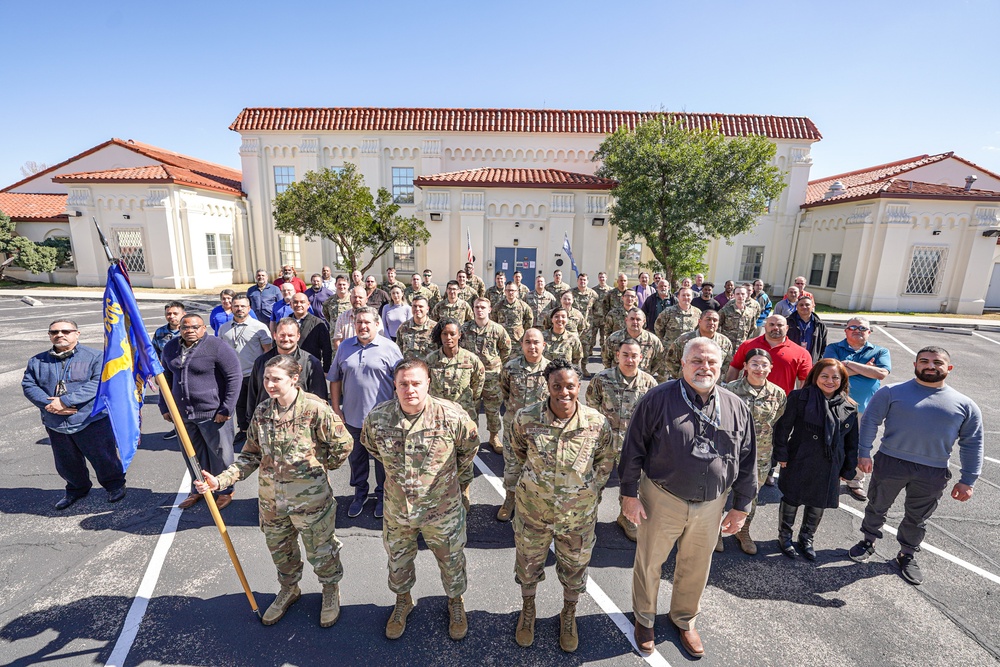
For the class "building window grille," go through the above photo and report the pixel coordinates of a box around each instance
[278,234,301,268]
[739,246,764,281]
[393,241,416,273]
[809,254,825,286]
[905,246,947,295]
[113,228,147,273]
[274,166,295,195]
[392,167,414,204]
[826,254,841,289]
[206,233,234,270]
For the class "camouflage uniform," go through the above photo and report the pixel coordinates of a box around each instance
[599,288,627,322]
[499,355,550,490]
[455,284,477,305]
[426,347,485,422]
[403,285,434,306]
[323,297,352,330]
[511,401,615,595]
[524,290,556,327]
[432,298,474,324]
[382,279,407,294]
[484,285,506,308]
[542,329,584,370]
[545,280,572,300]
[601,328,669,382]
[569,286,600,363]
[490,297,534,346]
[724,377,786,520]
[585,367,657,456]
[665,329,734,378]
[461,319,512,435]
[215,390,352,587]
[466,273,487,298]
[544,305,585,335]
[653,304,701,345]
[590,283,614,356]
[396,317,438,361]
[718,301,758,349]
[601,307,628,340]
[362,395,479,598]
[422,281,442,308]
[512,282,530,300]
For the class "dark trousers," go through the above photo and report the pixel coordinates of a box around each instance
[234,377,250,449]
[346,424,384,500]
[861,452,951,555]
[182,417,235,495]
[47,417,125,497]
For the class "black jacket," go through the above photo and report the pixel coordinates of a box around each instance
[641,293,675,331]
[773,386,858,508]
[246,346,328,423]
[296,313,333,372]
[786,312,828,363]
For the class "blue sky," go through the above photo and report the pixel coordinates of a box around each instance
[2,0,998,187]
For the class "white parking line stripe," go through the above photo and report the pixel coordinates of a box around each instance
[873,326,915,355]
[985,456,1000,465]
[474,455,671,665]
[838,504,1000,586]
[971,331,1000,346]
[105,470,191,667]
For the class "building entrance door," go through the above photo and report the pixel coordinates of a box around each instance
[986,263,1000,308]
[495,247,537,287]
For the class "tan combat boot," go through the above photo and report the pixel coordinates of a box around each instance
[489,432,503,454]
[261,584,301,625]
[320,583,340,627]
[448,595,468,640]
[496,491,515,522]
[736,521,758,555]
[559,599,579,652]
[715,531,725,553]
[616,510,638,542]
[461,485,471,512]
[385,592,415,639]
[515,595,536,647]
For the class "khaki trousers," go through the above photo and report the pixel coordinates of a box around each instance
[632,475,728,630]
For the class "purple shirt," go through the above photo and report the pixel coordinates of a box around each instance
[326,335,403,428]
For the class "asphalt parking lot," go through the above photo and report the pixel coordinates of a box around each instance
[1,295,998,667]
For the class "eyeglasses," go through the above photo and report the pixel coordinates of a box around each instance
[180,325,204,331]
[845,325,870,332]
[747,362,772,370]
[48,329,77,335]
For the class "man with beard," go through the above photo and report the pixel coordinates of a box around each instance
[290,292,332,372]
[726,315,813,395]
[274,265,307,293]
[848,347,982,586]
[248,269,282,323]
[641,280,675,332]
[246,318,328,422]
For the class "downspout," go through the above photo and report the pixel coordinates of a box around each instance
[784,207,806,291]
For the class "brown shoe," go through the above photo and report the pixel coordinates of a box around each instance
[715,532,724,553]
[385,592,415,639]
[496,491,515,522]
[559,599,578,653]
[448,595,467,640]
[634,622,655,656]
[489,433,503,454]
[178,492,202,509]
[735,524,758,555]
[847,486,868,502]
[214,494,232,510]
[674,622,705,658]
[616,511,638,542]
[515,595,535,647]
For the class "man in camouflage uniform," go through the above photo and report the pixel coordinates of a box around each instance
[568,273,599,377]
[396,296,437,361]
[421,269,442,308]
[432,280,474,324]
[599,273,629,322]
[511,270,530,299]
[361,358,479,641]
[455,270,477,304]
[484,271,507,307]
[462,298,512,454]
[543,308,584,371]
[198,358,353,628]
[426,319,486,428]
[586,338,657,540]
[654,287,701,345]
[381,267,407,294]
[590,271,614,358]
[602,308,669,382]
[464,262,487,298]
[525,275,557,327]
[601,289,638,341]
[322,275,352,330]
[545,269,572,300]
[497,329,549,522]
[718,286,759,349]
[665,309,734,378]
[491,282,534,348]
[511,359,615,652]
[404,273,434,306]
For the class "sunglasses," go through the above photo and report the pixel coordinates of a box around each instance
[48,329,77,335]
[845,325,870,332]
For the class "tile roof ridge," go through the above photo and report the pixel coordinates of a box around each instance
[808,154,936,186]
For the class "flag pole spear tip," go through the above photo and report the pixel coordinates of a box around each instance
[92,217,116,264]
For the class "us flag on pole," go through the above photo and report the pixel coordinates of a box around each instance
[466,228,474,264]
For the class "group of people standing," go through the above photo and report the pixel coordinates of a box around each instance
[22,263,984,660]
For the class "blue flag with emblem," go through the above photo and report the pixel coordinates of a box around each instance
[562,233,579,278]
[91,261,164,472]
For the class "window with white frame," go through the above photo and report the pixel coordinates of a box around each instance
[826,254,841,289]
[206,233,234,270]
[618,241,642,280]
[809,254,825,286]
[113,228,147,273]
[905,246,948,295]
[393,241,416,273]
[392,167,414,204]
[278,234,301,268]
[739,246,764,281]
[274,166,295,196]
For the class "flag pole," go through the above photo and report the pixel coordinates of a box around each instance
[93,219,260,618]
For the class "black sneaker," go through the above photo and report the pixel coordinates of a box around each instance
[896,552,923,585]
[374,497,384,519]
[348,496,368,518]
[849,539,876,562]
[163,429,178,440]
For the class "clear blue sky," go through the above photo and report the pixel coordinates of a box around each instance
[2,0,998,187]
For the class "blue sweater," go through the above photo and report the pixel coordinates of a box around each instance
[859,379,983,485]
[158,335,242,421]
[22,345,107,434]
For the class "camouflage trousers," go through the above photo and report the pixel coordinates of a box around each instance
[580,326,596,364]
[476,371,502,434]
[501,413,522,491]
[746,442,773,524]
[383,512,468,598]
[262,501,343,587]
[513,505,597,595]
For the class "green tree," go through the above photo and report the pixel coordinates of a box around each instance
[595,114,787,286]
[272,163,430,274]
[0,209,59,278]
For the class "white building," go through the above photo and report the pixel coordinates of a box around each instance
[0,138,249,288]
[230,107,821,289]
[797,153,1000,314]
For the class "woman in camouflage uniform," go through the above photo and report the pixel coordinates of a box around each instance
[195,356,353,627]
[723,348,786,555]
[425,318,485,423]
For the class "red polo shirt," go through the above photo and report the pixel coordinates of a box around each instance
[731,334,813,395]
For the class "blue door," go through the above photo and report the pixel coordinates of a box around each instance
[494,247,536,287]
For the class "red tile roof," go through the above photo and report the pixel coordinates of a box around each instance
[229,107,822,140]
[53,164,243,196]
[0,193,69,221]
[805,153,953,205]
[414,168,616,190]
[2,138,242,195]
